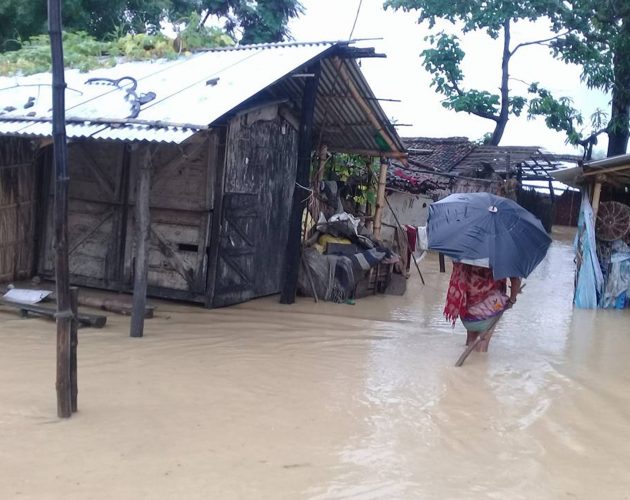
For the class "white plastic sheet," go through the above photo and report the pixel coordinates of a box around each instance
[3,289,52,304]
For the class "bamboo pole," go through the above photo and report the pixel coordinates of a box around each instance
[372,158,388,239]
[336,60,403,160]
[592,179,603,223]
[48,0,73,419]
[439,253,446,273]
[583,164,630,176]
[365,157,374,232]
[130,148,152,337]
[383,195,425,285]
[326,147,408,159]
[70,286,78,413]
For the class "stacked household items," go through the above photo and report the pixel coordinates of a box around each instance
[298,212,399,303]
[575,196,630,309]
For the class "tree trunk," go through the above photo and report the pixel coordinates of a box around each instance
[490,18,512,146]
[607,22,630,157]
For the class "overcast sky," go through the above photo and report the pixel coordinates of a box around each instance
[288,0,610,155]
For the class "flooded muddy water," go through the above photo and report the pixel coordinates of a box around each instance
[1,227,629,499]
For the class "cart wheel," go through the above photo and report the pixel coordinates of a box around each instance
[596,201,630,241]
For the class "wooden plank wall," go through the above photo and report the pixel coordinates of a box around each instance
[39,132,218,301]
[129,133,215,297]
[0,138,37,283]
[40,141,125,285]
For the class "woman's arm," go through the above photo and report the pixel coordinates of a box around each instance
[508,277,522,305]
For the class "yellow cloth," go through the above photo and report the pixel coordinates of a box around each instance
[317,234,352,253]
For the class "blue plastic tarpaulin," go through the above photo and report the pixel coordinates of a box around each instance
[573,192,604,309]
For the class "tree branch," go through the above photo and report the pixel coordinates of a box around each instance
[450,79,464,96]
[510,30,573,56]
[474,110,501,122]
[578,127,608,147]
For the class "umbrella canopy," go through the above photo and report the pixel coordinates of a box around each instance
[427,192,552,279]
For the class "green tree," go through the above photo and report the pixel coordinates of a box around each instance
[171,0,304,44]
[0,0,169,49]
[385,0,573,146]
[545,1,630,156]
[0,0,303,51]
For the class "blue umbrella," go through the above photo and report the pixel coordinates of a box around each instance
[427,192,552,279]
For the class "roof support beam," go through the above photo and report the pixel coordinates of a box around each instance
[280,61,321,305]
[327,147,407,159]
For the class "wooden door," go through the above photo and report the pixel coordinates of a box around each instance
[212,192,259,306]
[212,106,298,307]
[0,138,37,282]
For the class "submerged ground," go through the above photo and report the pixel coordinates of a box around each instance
[1,227,629,499]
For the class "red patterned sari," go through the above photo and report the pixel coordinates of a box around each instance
[444,263,508,325]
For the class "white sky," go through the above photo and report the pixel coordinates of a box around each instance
[288,0,611,155]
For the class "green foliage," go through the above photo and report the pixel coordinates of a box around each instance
[0,0,302,53]
[421,32,504,120]
[326,154,378,207]
[385,0,562,37]
[508,96,527,117]
[546,1,630,154]
[385,0,571,144]
[421,32,464,94]
[385,0,630,154]
[169,0,303,45]
[0,0,171,49]
[527,83,584,145]
[443,90,500,116]
[476,132,494,145]
[0,32,113,76]
[0,27,233,76]
[174,12,235,51]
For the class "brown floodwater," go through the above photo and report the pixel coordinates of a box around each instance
[1,227,629,499]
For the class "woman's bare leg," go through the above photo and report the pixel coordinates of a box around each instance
[475,324,498,352]
[466,331,479,346]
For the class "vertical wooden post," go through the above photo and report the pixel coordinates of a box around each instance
[314,144,328,189]
[547,179,556,202]
[372,158,388,239]
[130,147,152,337]
[49,0,72,419]
[70,286,78,412]
[365,157,374,232]
[439,253,446,273]
[116,143,133,290]
[205,128,227,308]
[280,62,321,305]
[548,178,556,229]
[591,178,603,223]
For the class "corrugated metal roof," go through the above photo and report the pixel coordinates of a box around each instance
[0,41,336,143]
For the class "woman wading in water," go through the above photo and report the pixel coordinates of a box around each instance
[444,262,522,352]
